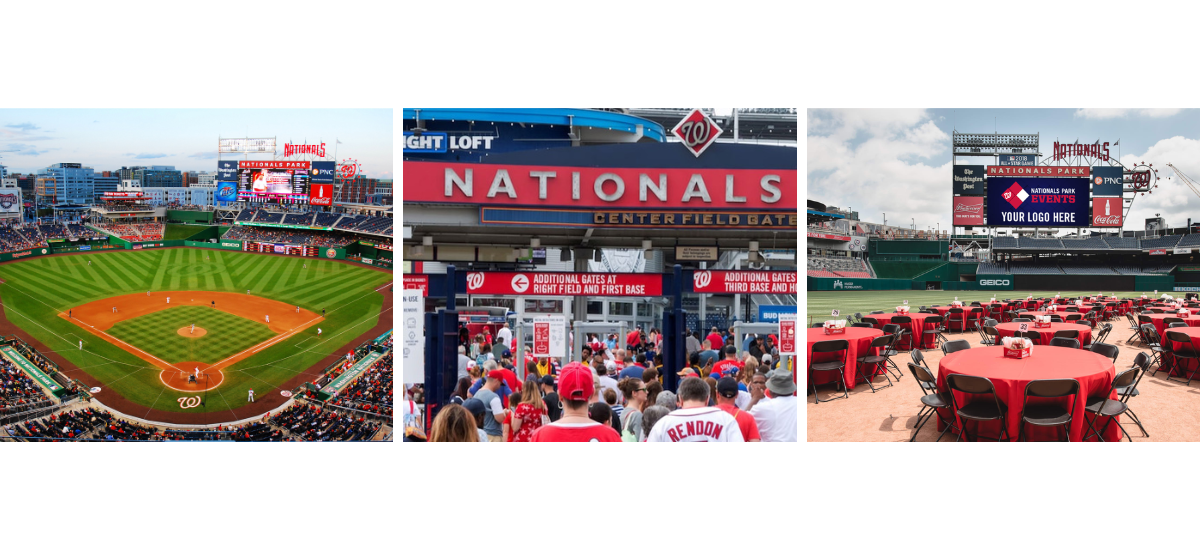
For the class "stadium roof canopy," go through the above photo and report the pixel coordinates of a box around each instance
[807,199,842,224]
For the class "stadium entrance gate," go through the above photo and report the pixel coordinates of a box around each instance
[513,320,628,381]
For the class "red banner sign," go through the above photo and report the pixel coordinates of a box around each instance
[465,272,663,296]
[238,161,310,169]
[779,318,796,355]
[1150,249,1168,256]
[283,142,326,158]
[103,192,144,199]
[309,183,333,206]
[1053,141,1110,162]
[952,196,984,225]
[1092,197,1122,227]
[987,166,1089,177]
[403,162,796,210]
[806,231,851,241]
[692,270,796,294]
[403,275,428,296]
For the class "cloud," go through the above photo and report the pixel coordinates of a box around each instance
[1,144,53,156]
[1074,108,1183,119]
[188,151,218,159]
[129,153,169,159]
[807,109,951,230]
[4,123,40,131]
[1117,136,1200,230]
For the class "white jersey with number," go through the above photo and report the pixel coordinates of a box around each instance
[645,407,745,443]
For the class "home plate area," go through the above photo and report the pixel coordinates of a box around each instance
[59,291,321,392]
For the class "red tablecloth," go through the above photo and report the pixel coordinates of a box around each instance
[864,312,937,350]
[807,327,883,390]
[1162,327,1200,381]
[936,346,1120,441]
[995,322,1093,346]
[1146,314,1200,336]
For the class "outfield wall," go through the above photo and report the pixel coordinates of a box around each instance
[166,210,214,223]
[809,273,1173,292]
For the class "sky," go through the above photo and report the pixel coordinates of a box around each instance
[807,108,1200,234]
[0,109,393,179]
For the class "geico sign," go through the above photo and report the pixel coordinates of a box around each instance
[980,279,1011,286]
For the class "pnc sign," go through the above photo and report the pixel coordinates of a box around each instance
[672,109,723,157]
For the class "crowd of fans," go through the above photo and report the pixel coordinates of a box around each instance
[269,402,382,441]
[225,226,357,247]
[407,325,797,443]
[328,351,393,417]
[0,357,54,418]
[4,406,294,441]
[101,201,155,211]
[95,223,164,242]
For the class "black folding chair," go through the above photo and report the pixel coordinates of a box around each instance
[890,316,914,350]
[812,323,826,328]
[808,339,850,403]
[1083,368,1139,442]
[941,339,970,355]
[979,325,1000,347]
[1049,337,1080,349]
[907,363,955,442]
[1164,331,1200,385]
[1124,313,1143,345]
[946,374,1009,442]
[1141,324,1166,375]
[921,315,946,349]
[851,323,875,328]
[947,308,966,333]
[1018,378,1079,442]
[854,335,895,393]
[1089,342,1120,363]
[1119,352,1152,438]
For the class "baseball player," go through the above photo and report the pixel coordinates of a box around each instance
[317,328,322,337]
[247,388,255,403]
[645,378,744,442]
[112,306,115,313]
[88,260,90,266]
[147,291,150,297]
[69,309,72,318]
[247,289,250,295]
[194,366,200,379]
[265,314,270,323]
[322,308,325,317]
[78,340,82,350]
[191,323,195,334]
[211,300,215,308]
[167,297,171,304]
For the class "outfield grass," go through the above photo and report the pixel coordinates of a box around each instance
[108,306,277,365]
[0,248,391,416]
[163,224,208,241]
[806,290,1112,325]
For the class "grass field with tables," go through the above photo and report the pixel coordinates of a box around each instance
[806,290,1125,325]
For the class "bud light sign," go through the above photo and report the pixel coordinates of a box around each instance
[986,177,1089,227]
[215,181,237,205]
[1091,166,1123,196]
[953,196,984,225]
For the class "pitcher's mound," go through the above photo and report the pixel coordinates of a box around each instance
[177,326,207,338]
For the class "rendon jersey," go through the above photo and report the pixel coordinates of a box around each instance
[646,407,745,443]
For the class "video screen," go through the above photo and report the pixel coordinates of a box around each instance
[238,168,310,203]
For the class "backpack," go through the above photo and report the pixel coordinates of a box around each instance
[620,410,639,442]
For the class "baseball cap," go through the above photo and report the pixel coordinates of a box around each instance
[558,365,595,402]
[486,370,507,381]
[502,349,512,358]
[540,374,555,387]
[677,367,700,378]
[716,377,739,398]
[462,398,486,417]
[762,354,773,365]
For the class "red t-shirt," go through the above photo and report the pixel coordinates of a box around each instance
[503,410,514,442]
[717,403,761,442]
[512,403,543,442]
[626,331,641,347]
[707,333,725,352]
[529,422,622,442]
[710,359,743,377]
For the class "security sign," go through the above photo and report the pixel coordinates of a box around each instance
[778,314,797,356]
[531,316,567,358]
[672,109,723,157]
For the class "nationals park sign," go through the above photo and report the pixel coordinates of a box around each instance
[466,272,663,296]
[403,162,795,210]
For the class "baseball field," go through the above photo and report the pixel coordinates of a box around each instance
[0,247,392,422]
[806,289,1124,325]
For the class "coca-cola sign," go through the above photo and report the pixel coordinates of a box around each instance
[1092,197,1122,227]
[953,196,984,225]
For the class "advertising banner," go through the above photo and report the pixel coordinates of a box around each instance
[807,231,851,241]
[239,161,310,170]
[309,183,334,206]
[777,314,797,356]
[987,166,1090,177]
[219,138,275,154]
[403,274,428,296]
[757,305,798,323]
[404,132,449,153]
[1150,249,1168,255]
[986,177,1089,227]
[953,196,985,225]
[1091,166,1124,196]
[215,181,237,205]
[404,161,796,210]
[0,189,22,213]
[530,315,567,357]
[952,165,986,195]
[1092,196,1123,227]
[217,160,239,181]
[998,154,1038,166]
[465,272,664,296]
[311,161,336,183]
[691,270,796,294]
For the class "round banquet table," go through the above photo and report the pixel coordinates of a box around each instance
[995,322,1093,346]
[1145,314,1200,336]
[807,327,884,390]
[936,346,1121,441]
[1162,326,1200,381]
[932,306,984,330]
[864,312,937,350]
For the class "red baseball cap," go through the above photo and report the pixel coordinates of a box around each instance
[486,370,506,381]
[558,364,594,402]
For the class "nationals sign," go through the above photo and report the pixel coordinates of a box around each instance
[403,162,794,210]
[671,109,723,157]
[986,177,1089,227]
[465,272,663,296]
[283,142,327,158]
[239,161,310,169]
[692,270,796,294]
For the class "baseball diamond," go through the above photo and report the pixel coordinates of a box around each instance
[0,247,392,422]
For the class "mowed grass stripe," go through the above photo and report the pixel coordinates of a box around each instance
[56,255,88,289]
[167,248,185,289]
[211,250,236,290]
[301,270,388,306]
[285,265,375,301]
[92,255,134,292]
[7,262,90,304]
[106,252,150,289]
[230,252,263,279]
[234,253,276,290]
[118,249,157,273]
[250,256,289,295]
[299,276,376,310]
[149,249,174,292]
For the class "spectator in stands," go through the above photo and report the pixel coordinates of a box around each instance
[529,364,621,442]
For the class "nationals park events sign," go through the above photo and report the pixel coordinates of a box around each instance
[986,177,1089,227]
[466,272,663,296]
[403,162,795,210]
[692,270,796,294]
